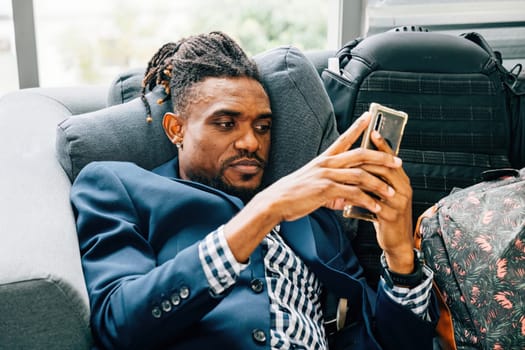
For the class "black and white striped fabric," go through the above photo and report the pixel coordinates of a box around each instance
[382,264,434,319]
[199,225,248,295]
[263,226,327,349]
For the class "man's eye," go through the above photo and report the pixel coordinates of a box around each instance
[217,121,235,129]
[255,122,272,133]
[255,122,271,133]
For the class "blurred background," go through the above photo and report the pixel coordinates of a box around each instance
[1,0,524,94]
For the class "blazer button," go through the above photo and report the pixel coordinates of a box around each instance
[251,329,267,344]
[180,286,190,299]
[161,299,172,312]
[171,293,181,306]
[250,278,264,293]
[151,306,162,319]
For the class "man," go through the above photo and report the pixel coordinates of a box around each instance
[71,32,438,350]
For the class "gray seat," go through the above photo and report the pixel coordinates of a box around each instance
[0,86,107,349]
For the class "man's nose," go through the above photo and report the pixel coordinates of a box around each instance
[234,129,260,153]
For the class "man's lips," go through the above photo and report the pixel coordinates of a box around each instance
[228,159,263,174]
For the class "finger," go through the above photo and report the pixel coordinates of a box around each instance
[359,164,412,212]
[370,130,395,155]
[374,195,413,231]
[329,167,396,200]
[329,183,382,214]
[377,183,412,212]
[374,203,398,222]
[361,163,410,191]
[323,112,371,157]
[323,147,402,170]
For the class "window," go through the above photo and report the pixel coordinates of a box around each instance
[0,1,18,94]
[9,0,525,90]
[32,0,328,87]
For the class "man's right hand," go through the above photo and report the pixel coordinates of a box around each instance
[257,112,402,222]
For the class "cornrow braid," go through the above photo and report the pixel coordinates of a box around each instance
[140,31,261,123]
[141,42,181,123]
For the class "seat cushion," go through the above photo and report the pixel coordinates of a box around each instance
[56,86,176,182]
[106,67,144,106]
[56,46,338,184]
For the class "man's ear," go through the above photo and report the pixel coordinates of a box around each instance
[162,112,184,144]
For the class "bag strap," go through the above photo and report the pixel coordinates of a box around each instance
[462,31,525,168]
[335,37,364,69]
[461,32,502,64]
[414,206,457,350]
[461,31,523,94]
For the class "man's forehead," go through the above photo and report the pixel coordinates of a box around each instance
[196,76,264,92]
[187,76,270,110]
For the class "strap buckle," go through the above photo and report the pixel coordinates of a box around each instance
[324,298,349,335]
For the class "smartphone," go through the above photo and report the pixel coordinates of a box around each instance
[343,103,408,221]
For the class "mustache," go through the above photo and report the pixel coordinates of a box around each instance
[222,150,267,169]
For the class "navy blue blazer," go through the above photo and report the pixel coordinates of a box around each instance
[71,159,438,350]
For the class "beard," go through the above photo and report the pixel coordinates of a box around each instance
[187,173,260,203]
[185,151,266,204]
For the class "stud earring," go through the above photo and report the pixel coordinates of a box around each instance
[175,142,183,150]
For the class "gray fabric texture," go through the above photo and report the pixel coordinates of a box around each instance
[254,46,339,186]
[0,88,103,349]
[57,46,339,185]
[0,279,92,349]
[106,67,144,106]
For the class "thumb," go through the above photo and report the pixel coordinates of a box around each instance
[323,112,371,156]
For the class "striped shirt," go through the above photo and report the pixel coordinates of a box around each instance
[198,225,433,349]
[262,226,327,349]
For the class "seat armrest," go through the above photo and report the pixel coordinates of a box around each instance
[0,87,105,349]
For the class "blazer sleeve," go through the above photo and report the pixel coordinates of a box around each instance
[374,286,440,350]
[70,162,229,350]
[314,209,440,349]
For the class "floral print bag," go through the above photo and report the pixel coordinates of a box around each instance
[418,168,525,349]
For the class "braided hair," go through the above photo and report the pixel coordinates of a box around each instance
[141,31,261,122]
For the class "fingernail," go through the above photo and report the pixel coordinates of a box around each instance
[372,130,381,139]
[373,203,381,213]
[387,186,395,197]
[394,157,402,166]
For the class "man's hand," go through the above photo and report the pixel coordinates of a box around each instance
[366,129,414,274]
[257,113,403,221]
